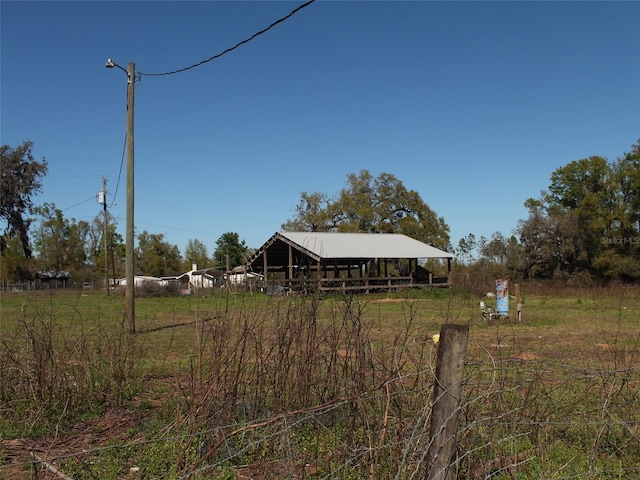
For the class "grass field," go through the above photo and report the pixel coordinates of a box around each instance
[1,283,639,479]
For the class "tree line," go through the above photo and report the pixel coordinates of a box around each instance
[456,141,639,282]
[1,139,639,286]
[0,142,252,285]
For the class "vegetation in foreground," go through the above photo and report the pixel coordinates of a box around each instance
[1,283,639,479]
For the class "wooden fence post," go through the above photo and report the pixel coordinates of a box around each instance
[425,324,469,480]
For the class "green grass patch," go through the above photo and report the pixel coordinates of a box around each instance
[1,283,639,478]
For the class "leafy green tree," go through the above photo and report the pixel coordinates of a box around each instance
[214,232,250,268]
[518,208,552,279]
[545,156,612,211]
[611,142,640,235]
[519,141,640,280]
[89,212,124,282]
[504,235,526,279]
[456,233,477,264]
[281,192,333,232]
[475,231,525,279]
[283,170,450,250]
[544,156,615,267]
[0,235,36,283]
[520,195,597,279]
[619,141,640,232]
[1,140,48,257]
[330,170,377,232]
[183,238,211,270]
[89,211,109,270]
[479,231,509,265]
[32,203,89,275]
[595,141,640,278]
[101,228,125,283]
[136,231,182,277]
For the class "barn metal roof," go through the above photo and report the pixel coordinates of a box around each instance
[250,232,452,269]
[280,232,452,259]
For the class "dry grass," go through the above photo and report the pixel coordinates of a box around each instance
[1,283,639,479]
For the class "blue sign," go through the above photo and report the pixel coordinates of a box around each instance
[495,279,509,316]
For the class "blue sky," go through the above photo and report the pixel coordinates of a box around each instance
[2,1,639,256]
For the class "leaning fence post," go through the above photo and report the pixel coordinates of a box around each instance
[425,324,469,480]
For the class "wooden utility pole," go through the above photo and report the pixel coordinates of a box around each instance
[105,58,135,333]
[125,61,136,333]
[102,176,109,295]
[425,324,469,480]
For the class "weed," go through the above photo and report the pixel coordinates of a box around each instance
[1,284,639,478]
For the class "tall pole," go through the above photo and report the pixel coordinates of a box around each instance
[125,62,136,333]
[106,58,135,332]
[103,176,109,295]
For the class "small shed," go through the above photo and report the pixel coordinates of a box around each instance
[247,232,453,293]
[36,270,70,289]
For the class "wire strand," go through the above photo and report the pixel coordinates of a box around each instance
[139,0,316,77]
[62,196,96,212]
[109,130,127,208]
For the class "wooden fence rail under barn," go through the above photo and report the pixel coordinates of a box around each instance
[263,275,450,294]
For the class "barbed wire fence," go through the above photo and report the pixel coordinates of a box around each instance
[8,362,640,478]
[15,362,640,478]
[3,295,640,479]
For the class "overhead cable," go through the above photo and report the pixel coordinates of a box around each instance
[109,131,127,208]
[62,196,96,212]
[139,0,316,78]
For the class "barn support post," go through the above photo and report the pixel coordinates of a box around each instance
[410,259,415,285]
[424,324,469,480]
[262,250,268,290]
[447,258,452,285]
[288,245,293,287]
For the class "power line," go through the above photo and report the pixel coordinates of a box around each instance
[109,131,127,208]
[106,1,315,206]
[62,196,96,212]
[139,0,316,78]
[108,0,316,196]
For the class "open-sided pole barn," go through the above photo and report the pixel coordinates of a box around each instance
[247,232,453,294]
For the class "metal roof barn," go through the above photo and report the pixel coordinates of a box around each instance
[273,232,453,260]
[247,232,453,294]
